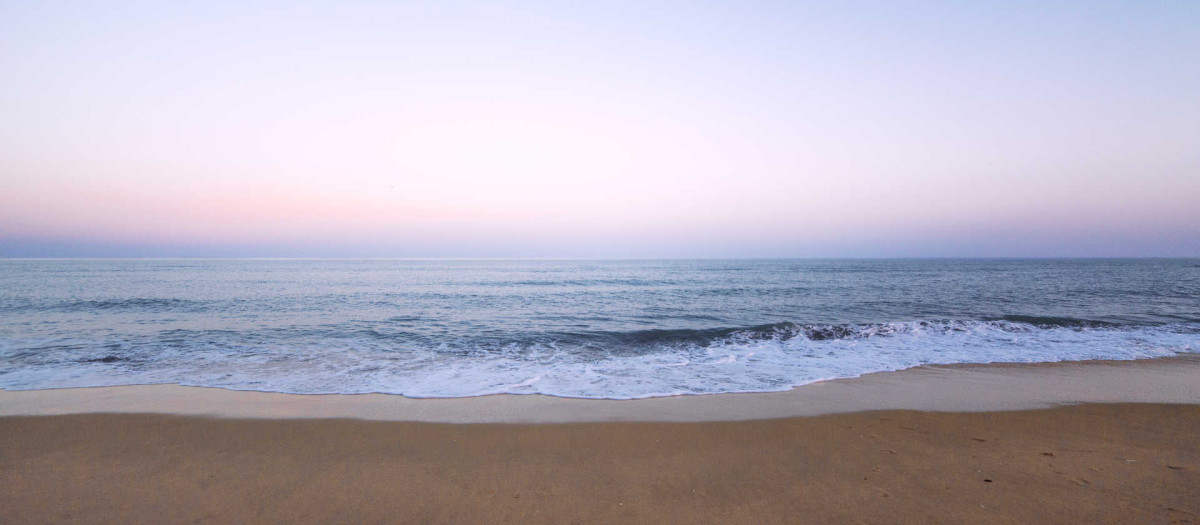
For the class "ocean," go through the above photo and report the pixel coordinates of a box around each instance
[1,258,1197,399]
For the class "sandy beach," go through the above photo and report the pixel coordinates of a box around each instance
[1,404,1197,523]
[3,358,1198,523]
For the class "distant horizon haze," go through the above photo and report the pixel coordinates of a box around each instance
[2,1,1197,258]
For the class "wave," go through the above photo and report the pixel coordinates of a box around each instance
[1,318,1195,399]
[0,298,210,314]
[545,317,1162,348]
[988,315,1119,328]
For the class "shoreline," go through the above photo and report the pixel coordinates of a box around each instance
[3,354,1198,422]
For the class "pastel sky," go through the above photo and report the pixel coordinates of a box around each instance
[2,1,1197,257]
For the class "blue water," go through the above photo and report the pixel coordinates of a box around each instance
[1,259,1197,398]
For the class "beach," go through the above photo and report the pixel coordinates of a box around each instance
[3,357,1198,523]
[5,0,1198,519]
[3,405,1197,523]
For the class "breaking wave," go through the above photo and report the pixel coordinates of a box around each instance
[1,319,1194,399]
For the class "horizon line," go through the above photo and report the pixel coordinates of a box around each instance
[2,256,1197,261]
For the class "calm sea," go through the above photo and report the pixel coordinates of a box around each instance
[1,259,1197,398]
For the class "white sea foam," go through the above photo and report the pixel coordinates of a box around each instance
[0,320,1195,399]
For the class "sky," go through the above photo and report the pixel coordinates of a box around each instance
[1,1,1197,258]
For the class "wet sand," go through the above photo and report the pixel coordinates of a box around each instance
[3,355,1199,422]
[2,403,1198,523]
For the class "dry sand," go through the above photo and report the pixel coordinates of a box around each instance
[2,404,1198,523]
